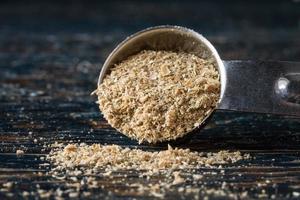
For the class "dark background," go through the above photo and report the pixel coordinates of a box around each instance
[1,0,300,61]
[1,0,300,199]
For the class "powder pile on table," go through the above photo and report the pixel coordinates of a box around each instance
[46,143,250,198]
[95,50,220,143]
[48,143,249,173]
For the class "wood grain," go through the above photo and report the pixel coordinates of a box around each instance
[1,0,300,199]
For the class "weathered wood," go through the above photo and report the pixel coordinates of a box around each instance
[1,0,300,199]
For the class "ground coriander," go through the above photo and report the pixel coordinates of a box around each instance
[95,50,220,143]
[48,143,249,173]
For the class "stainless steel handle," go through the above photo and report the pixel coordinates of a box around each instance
[218,60,300,116]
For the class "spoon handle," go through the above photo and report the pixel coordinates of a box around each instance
[218,60,300,116]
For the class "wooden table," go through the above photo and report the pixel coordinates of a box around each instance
[1,1,300,199]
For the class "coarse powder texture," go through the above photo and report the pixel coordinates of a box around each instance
[96,50,220,143]
[48,143,249,173]
[45,143,251,199]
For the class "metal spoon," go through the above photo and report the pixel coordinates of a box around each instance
[98,25,300,140]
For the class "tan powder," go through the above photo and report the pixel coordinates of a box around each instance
[95,50,220,143]
[47,143,249,173]
[16,149,24,156]
[45,143,251,199]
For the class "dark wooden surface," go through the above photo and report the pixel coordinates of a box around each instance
[1,0,300,199]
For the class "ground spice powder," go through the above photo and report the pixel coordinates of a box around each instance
[96,50,220,143]
[48,143,249,173]
[45,143,251,199]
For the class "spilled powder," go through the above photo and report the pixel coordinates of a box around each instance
[95,50,220,143]
[47,143,249,173]
[45,143,251,199]
[16,149,24,156]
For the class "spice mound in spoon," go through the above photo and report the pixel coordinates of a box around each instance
[95,50,220,143]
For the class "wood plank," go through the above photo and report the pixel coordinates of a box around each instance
[1,0,300,199]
